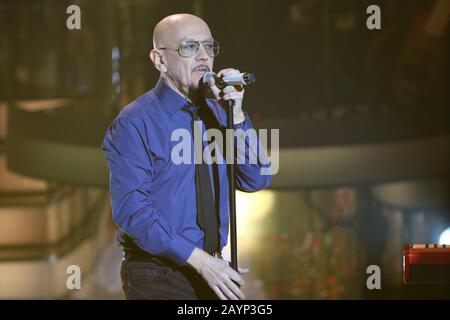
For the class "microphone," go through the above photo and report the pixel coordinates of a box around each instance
[203,71,255,89]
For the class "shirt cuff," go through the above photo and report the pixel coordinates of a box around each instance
[165,234,197,266]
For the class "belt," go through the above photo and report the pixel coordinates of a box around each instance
[122,247,223,266]
[123,249,173,266]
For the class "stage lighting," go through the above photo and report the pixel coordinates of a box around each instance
[438,227,450,245]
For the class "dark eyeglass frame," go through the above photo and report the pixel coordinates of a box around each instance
[158,39,220,58]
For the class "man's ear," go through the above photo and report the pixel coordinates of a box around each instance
[150,49,168,73]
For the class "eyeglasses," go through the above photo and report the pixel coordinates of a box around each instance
[158,40,220,58]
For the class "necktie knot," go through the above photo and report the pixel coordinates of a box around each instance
[182,103,199,119]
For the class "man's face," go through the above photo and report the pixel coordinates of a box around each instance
[160,22,214,96]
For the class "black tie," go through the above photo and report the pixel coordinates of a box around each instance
[182,103,219,255]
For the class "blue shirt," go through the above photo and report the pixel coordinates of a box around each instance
[102,79,272,266]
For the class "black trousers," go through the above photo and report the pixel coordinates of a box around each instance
[120,250,219,300]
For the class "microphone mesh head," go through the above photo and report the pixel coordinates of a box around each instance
[202,72,216,84]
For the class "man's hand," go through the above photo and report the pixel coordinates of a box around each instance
[187,247,250,300]
[207,68,246,125]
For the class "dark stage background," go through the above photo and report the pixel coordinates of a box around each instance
[0,0,449,299]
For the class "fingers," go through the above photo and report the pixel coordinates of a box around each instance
[201,257,247,300]
[208,68,244,102]
[212,285,227,300]
[223,91,243,101]
[224,260,250,274]
[207,76,221,98]
[221,85,244,102]
[227,279,246,300]
[208,275,246,300]
[217,68,240,77]
[228,268,245,287]
[222,86,234,94]
[218,282,241,300]
[207,76,222,101]
[208,83,244,102]
[222,85,244,94]
[238,266,250,274]
[222,84,244,101]
[215,269,246,300]
[223,268,246,300]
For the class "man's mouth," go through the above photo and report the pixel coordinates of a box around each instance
[193,65,210,75]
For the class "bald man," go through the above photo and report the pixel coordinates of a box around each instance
[102,13,271,300]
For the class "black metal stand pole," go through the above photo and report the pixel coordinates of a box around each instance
[226,99,238,271]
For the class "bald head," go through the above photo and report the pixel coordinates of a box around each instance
[150,13,215,99]
[153,14,212,49]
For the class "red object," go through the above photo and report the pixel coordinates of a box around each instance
[403,244,450,284]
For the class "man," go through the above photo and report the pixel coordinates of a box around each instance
[102,13,271,300]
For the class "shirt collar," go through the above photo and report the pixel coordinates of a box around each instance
[154,78,189,117]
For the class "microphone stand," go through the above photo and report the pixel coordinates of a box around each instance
[226,99,238,271]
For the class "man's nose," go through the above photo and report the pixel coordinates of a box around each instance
[195,43,209,60]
